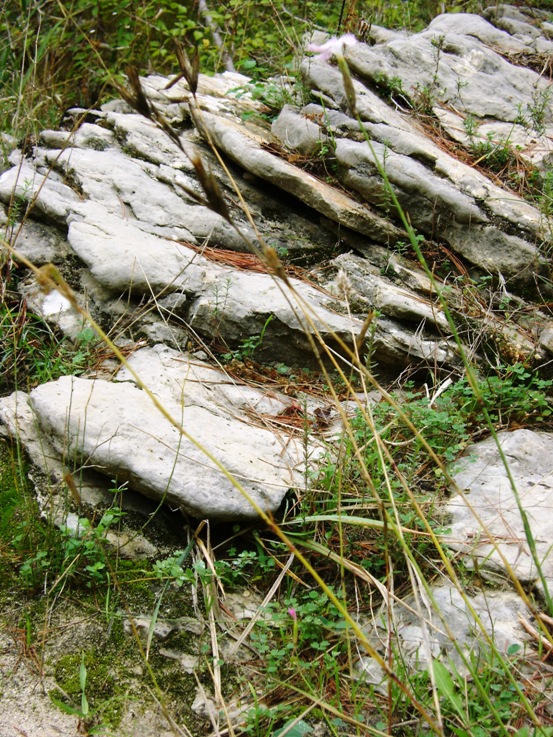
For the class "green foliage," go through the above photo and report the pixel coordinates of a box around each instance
[2,0,525,138]
[50,652,93,723]
[153,550,191,587]
[222,314,274,362]
[470,131,516,172]
[232,75,306,122]
[307,363,552,581]
[528,166,553,221]
[250,587,344,675]
[431,651,525,737]
[154,541,277,589]
[272,718,313,737]
[0,0,344,135]
[1,0,195,131]
[374,73,409,107]
[19,507,124,590]
[525,86,552,137]
[0,443,26,543]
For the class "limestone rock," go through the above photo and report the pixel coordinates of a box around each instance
[197,109,403,243]
[1,5,552,526]
[394,584,528,674]
[22,346,307,520]
[446,430,553,594]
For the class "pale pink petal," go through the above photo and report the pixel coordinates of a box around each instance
[307,33,357,62]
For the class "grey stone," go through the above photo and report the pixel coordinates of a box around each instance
[24,346,308,520]
[395,584,529,673]
[303,43,550,260]
[36,144,245,249]
[443,223,541,284]
[0,161,80,223]
[65,201,368,362]
[335,136,486,227]
[9,219,72,264]
[322,252,449,330]
[357,582,529,680]
[271,104,326,156]
[347,30,547,124]
[446,430,553,594]
[539,325,553,355]
[483,4,553,53]
[197,109,403,243]
[428,13,532,54]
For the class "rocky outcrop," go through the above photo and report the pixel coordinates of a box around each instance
[0,4,552,522]
[2,8,553,736]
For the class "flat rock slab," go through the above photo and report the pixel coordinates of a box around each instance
[8,346,307,520]
[446,429,553,593]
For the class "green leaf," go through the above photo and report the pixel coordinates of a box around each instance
[272,718,313,737]
[50,695,80,716]
[79,653,87,692]
[432,660,466,722]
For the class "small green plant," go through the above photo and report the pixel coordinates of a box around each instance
[514,102,529,129]
[153,550,191,588]
[412,33,446,114]
[528,166,553,221]
[463,113,479,139]
[375,73,410,107]
[250,587,344,676]
[20,507,124,590]
[50,652,99,732]
[50,647,129,734]
[232,72,308,121]
[526,85,552,137]
[210,276,232,323]
[412,79,442,114]
[431,647,529,737]
[469,131,515,172]
[222,313,274,362]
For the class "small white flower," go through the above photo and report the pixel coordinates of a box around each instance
[307,33,357,62]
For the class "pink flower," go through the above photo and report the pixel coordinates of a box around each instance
[288,607,297,620]
[307,33,357,62]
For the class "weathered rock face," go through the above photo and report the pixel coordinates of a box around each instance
[1,346,314,520]
[447,429,553,596]
[358,582,529,687]
[0,4,552,522]
[30,349,301,519]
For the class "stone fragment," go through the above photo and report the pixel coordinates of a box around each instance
[395,584,528,673]
[271,104,327,156]
[9,219,72,264]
